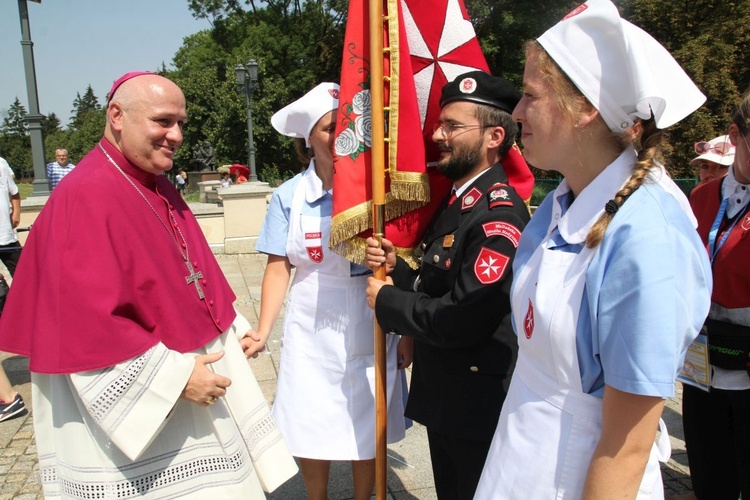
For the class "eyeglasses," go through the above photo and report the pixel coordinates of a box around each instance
[433,123,493,139]
[694,141,734,156]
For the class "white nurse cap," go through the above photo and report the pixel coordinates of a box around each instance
[271,82,340,146]
[538,0,706,132]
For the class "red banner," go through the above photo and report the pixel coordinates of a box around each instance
[331,0,532,266]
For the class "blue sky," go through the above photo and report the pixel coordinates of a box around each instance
[0,0,212,127]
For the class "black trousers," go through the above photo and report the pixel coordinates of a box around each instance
[0,242,22,277]
[683,383,750,500]
[426,427,492,500]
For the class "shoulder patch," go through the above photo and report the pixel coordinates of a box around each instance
[474,247,510,285]
[482,222,521,247]
[488,185,513,209]
[460,187,483,210]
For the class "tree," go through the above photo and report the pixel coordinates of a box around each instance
[43,112,61,137]
[69,85,102,130]
[59,109,106,164]
[0,98,32,179]
[620,0,750,177]
[1,98,29,137]
[173,0,346,181]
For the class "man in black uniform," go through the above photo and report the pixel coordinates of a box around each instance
[365,71,530,499]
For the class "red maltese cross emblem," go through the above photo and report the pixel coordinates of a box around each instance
[524,299,534,339]
[473,247,509,285]
[307,246,323,263]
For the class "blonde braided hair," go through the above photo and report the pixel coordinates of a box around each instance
[527,41,665,248]
[585,119,663,247]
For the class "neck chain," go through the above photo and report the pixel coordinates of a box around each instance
[98,142,205,300]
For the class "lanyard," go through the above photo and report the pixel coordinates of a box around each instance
[707,197,749,263]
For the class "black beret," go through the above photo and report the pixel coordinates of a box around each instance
[440,71,521,114]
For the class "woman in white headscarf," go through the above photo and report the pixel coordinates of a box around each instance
[246,83,409,500]
[474,1,712,498]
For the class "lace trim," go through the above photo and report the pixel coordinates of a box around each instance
[42,447,251,498]
[87,348,151,424]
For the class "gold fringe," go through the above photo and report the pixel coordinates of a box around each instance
[330,235,421,270]
[386,0,401,178]
[330,192,427,248]
[390,171,430,201]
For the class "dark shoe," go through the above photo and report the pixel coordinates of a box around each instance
[0,393,28,422]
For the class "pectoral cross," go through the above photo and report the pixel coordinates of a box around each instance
[184,260,205,300]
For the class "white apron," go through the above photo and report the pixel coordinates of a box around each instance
[475,221,670,499]
[272,169,405,460]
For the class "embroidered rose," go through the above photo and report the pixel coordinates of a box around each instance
[352,90,372,115]
[335,128,360,157]
[354,113,372,148]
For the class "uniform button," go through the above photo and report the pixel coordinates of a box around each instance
[433,255,440,263]
[554,213,560,220]
[217,319,221,325]
[202,279,207,285]
[209,300,214,306]
[193,261,199,268]
[421,243,427,250]
[469,366,479,373]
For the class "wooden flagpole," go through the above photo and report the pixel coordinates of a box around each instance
[369,0,388,497]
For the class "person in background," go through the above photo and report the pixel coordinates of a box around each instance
[691,135,734,189]
[221,172,233,188]
[365,71,530,499]
[474,1,712,497]
[683,89,750,500]
[46,148,75,190]
[175,169,187,196]
[0,71,296,498]
[0,156,25,424]
[0,364,26,423]
[0,156,21,277]
[248,83,408,500]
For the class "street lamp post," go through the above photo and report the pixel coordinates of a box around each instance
[234,60,259,182]
[17,0,49,196]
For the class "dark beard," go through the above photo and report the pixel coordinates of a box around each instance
[436,137,484,181]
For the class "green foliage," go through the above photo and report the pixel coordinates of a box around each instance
[620,0,750,175]
[0,98,32,178]
[43,112,62,137]
[174,0,346,179]
[44,108,106,166]
[0,134,32,179]
[1,98,29,136]
[69,85,102,130]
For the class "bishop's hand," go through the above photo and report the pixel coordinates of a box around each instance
[182,351,232,407]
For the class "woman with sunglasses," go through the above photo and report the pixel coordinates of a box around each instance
[682,89,750,500]
[690,135,735,189]
[474,1,712,497]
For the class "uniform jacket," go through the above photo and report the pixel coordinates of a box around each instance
[375,163,530,441]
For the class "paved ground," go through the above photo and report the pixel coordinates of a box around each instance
[0,253,694,499]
